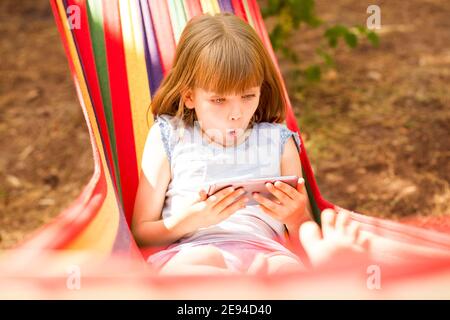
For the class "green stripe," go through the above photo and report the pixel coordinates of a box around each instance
[302,166,321,225]
[168,0,187,41]
[242,0,255,29]
[174,0,187,32]
[86,0,123,205]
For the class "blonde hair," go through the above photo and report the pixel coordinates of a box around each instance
[149,12,287,127]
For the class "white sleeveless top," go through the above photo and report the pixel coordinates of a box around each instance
[142,114,302,263]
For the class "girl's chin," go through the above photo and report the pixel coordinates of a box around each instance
[227,129,238,138]
[209,129,246,146]
[224,130,243,145]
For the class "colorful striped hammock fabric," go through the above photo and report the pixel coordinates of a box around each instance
[11,0,450,276]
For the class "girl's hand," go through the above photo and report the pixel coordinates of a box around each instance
[177,186,249,236]
[252,177,309,229]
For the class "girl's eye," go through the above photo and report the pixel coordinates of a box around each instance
[211,98,225,104]
[210,95,255,104]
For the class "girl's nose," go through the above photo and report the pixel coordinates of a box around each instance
[229,106,242,121]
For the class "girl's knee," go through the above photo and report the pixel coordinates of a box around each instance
[167,245,227,268]
[265,254,305,275]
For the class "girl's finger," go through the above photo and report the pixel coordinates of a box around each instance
[219,196,249,217]
[206,186,235,205]
[265,183,291,204]
[296,178,306,195]
[198,189,207,201]
[257,203,280,220]
[253,192,283,212]
[273,180,299,200]
[214,188,246,212]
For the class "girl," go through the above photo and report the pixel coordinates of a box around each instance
[132,13,368,275]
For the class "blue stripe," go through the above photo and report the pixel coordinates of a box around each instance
[139,0,163,97]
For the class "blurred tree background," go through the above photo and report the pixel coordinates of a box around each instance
[1,0,449,249]
[263,0,379,85]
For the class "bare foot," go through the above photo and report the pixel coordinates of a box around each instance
[246,253,268,276]
[299,209,370,269]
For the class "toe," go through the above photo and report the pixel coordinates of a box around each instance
[247,253,268,276]
[347,221,360,242]
[358,233,371,252]
[321,209,336,237]
[336,210,351,233]
[300,221,322,247]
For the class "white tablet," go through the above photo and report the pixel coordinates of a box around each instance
[205,175,299,206]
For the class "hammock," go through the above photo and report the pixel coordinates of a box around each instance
[8,0,449,290]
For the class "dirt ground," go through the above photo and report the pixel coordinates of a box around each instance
[0,0,449,249]
[282,0,450,227]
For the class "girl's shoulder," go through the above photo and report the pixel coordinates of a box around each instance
[155,113,180,131]
[257,121,301,154]
[153,114,185,165]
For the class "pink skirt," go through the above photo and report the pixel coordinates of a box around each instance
[147,240,303,273]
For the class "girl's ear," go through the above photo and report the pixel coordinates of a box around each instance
[183,89,195,110]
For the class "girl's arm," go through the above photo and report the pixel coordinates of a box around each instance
[132,123,188,247]
[132,173,192,247]
[280,136,313,254]
[280,137,313,220]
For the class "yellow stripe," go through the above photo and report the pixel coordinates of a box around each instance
[119,0,153,175]
[56,0,120,253]
[65,173,120,252]
[200,0,221,14]
[211,0,221,14]
[241,0,255,29]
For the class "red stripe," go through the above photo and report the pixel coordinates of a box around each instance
[184,0,202,20]
[67,0,119,194]
[148,0,176,75]
[247,0,333,211]
[349,211,450,250]
[231,0,247,21]
[102,0,139,226]
[18,0,108,250]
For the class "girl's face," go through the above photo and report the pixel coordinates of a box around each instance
[184,86,261,147]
